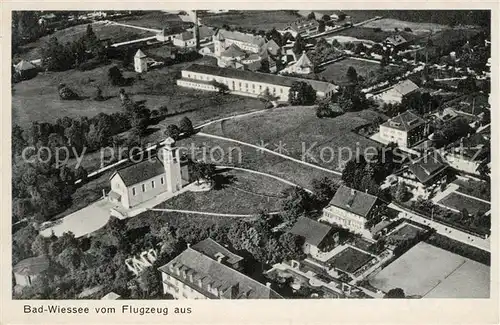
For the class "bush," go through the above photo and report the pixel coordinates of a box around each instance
[58,84,79,100]
[179,117,194,135]
[108,66,125,86]
[165,124,181,140]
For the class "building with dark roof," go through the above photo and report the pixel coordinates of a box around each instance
[177,64,337,102]
[321,185,379,237]
[379,110,429,148]
[289,217,339,255]
[441,133,490,176]
[213,29,266,58]
[384,34,408,49]
[158,244,282,299]
[191,238,244,270]
[395,151,449,199]
[108,138,190,209]
[13,255,50,288]
[281,19,320,38]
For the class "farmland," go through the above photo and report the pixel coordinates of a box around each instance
[202,105,386,171]
[334,26,416,43]
[200,10,300,31]
[113,11,188,29]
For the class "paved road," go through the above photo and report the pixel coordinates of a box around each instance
[388,203,490,252]
[106,21,161,33]
[110,36,157,48]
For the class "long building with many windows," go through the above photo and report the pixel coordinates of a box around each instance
[177,64,337,101]
[158,240,282,299]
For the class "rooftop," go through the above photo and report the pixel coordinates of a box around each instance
[183,64,336,94]
[191,238,244,266]
[407,152,448,184]
[214,29,265,47]
[158,247,282,299]
[289,217,332,247]
[111,158,165,187]
[13,255,50,276]
[385,34,408,46]
[381,110,425,132]
[221,44,246,58]
[134,49,147,58]
[392,79,419,96]
[327,185,378,218]
[15,60,37,71]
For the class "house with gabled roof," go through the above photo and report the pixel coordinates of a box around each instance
[213,29,266,58]
[321,185,380,237]
[280,19,319,38]
[158,242,282,299]
[379,110,429,148]
[289,217,339,256]
[440,133,490,176]
[280,50,314,75]
[394,151,449,198]
[384,34,408,49]
[191,238,244,271]
[108,138,190,209]
[372,79,419,104]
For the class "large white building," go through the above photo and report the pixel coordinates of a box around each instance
[158,239,282,299]
[213,29,266,57]
[371,79,419,104]
[108,138,190,209]
[177,64,337,102]
[379,110,429,148]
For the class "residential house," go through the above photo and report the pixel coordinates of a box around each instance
[173,26,215,48]
[441,133,490,175]
[321,186,380,237]
[384,35,408,50]
[379,110,429,148]
[371,79,419,104]
[394,151,449,199]
[289,217,339,256]
[13,255,50,288]
[14,60,38,80]
[158,243,282,299]
[177,64,337,102]
[108,138,190,209]
[156,24,188,42]
[280,19,320,38]
[213,29,266,57]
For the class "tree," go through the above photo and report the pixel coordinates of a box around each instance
[288,81,316,105]
[164,124,181,140]
[311,177,339,207]
[279,232,306,261]
[318,20,325,33]
[281,187,314,223]
[394,182,410,202]
[75,166,88,182]
[211,80,229,94]
[322,14,331,21]
[94,86,104,101]
[307,12,316,20]
[384,288,405,298]
[179,117,194,135]
[108,66,124,86]
[346,66,358,83]
[258,88,279,106]
[12,124,27,156]
[293,34,307,56]
[31,235,50,256]
[58,83,79,100]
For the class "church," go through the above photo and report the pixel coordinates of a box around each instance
[108,138,191,209]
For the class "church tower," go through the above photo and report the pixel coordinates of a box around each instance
[134,49,148,73]
[158,137,183,193]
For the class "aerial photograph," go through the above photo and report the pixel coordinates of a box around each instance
[11,9,491,300]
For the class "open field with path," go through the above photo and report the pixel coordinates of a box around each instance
[200,10,300,31]
[315,57,399,84]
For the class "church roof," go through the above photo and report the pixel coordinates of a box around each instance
[135,49,147,58]
[112,158,165,187]
[295,51,313,68]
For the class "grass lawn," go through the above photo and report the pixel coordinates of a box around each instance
[14,23,155,62]
[386,223,423,242]
[155,169,289,214]
[369,241,489,298]
[351,237,375,253]
[202,105,385,171]
[315,57,398,84]
[328,247,374,274]
[114,11,187,30]
[438,192,490,215]
[361,18,447,35]
[200,10,300,31]
[454,179,490,202]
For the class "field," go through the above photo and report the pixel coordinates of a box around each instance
[362,18,448,35]
[113,11,187,29]
[454,178,490,201]
[202,105,385,171]
[155,169,290,214]
[315,57,396,84]
[328,247,374,274]
[200,10,300,31]
[14,23,155,62]
[438,192,490,215]
[369,242,490,298]
[334,26,416,43]
[12,57,261,129]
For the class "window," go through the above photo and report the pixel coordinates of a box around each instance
[142,184,146,192]
[152,180,155,188]
[132,187,136,196]
[161,177,164,184]
[252,84,255,89]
